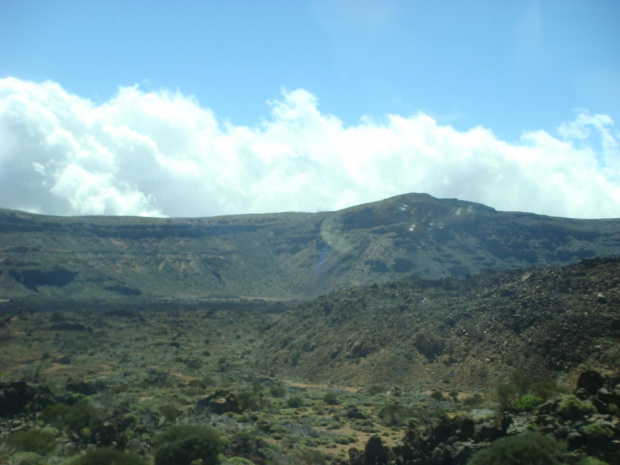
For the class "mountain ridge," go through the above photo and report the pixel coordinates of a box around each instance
[1,193,619,302]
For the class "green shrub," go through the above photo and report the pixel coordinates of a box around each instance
[430,390,443,401]
[580,458,608,465]
[468,432,566,465]
[322,392,340,405]
[496,372,533,409]
[8,429,56,454]
[366,385,385,396]
[286,396,304,408]
[515,395,543,412]
[531,380,569,400]
[496,383,520,409]
[269,386,286,398]
[72,448,147,465]
[42,402,103,433]
[157,405,182,423]
[581,423,614,439]
[557,395,596,418]
[220,458,256,465]
[236,390,263,411]
[377,403,414,427]
[153,425,222,465]
[9,452,46,465]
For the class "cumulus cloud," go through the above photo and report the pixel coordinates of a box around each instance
[0,77,619,218]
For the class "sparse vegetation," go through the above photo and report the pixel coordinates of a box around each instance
[72,448,148,465]
[0,256,618,465]
[8,429,56,454]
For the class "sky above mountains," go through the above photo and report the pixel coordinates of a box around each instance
[1,1,619,218]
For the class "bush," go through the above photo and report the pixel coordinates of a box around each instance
[580,458,608,465]
[366,385,385,396]
[154,425,222,465]
[496,372,533,409]
[468,432,566,465]
[557,395,596,418]
[430,391,443,401]
[9,452,46,465]
[269,385,286,398]
[581,423,614,439]
[72,448,147,465]
[286,396,304,408]
[157,405,182,423]
[8,429,56,454]
[531,380,568,400]
[515,395,543,412]
[496,383,520,409]
[42,402,103,433]
[377,403,414,427]
[236,390,262,411]
[322,392,340,405]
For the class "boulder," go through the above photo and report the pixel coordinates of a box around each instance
[577,371,606,395]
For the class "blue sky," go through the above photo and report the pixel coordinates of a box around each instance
[1,0,619,218]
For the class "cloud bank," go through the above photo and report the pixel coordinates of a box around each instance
[1,77,619,219]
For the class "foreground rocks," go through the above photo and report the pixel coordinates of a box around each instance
[0,381,56,416]
[347,370,620,465]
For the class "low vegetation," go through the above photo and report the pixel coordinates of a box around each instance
[0,257,618,464]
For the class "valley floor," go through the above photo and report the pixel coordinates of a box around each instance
[0,299,618,464]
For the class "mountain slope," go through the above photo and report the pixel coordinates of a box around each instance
[1,193,619,301]
[258,257,620,389]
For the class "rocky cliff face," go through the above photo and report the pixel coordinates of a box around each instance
[1,193,619,302]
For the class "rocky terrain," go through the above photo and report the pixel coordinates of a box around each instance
[2,193,620,302]
[1,194,620,464]
[259,257,620,390]
[0,259,619,464]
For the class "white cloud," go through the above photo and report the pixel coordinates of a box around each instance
[0,77,619,218]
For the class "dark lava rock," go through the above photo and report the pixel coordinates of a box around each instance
[0,381,29,416]
[196,390,241,415]
[348,447,364,465]
[226,434,267,465]
[364,435,389,465]
[66,379,106,396]
[577,370,606,395]
[346,407,367,420]
[0,381,55,416]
